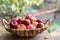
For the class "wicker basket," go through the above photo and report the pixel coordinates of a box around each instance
[2,19,50,37]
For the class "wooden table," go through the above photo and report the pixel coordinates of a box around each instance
[0,30,53,40]
[0,22,54,40]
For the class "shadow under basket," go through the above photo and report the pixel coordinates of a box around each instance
[2,19,50,37]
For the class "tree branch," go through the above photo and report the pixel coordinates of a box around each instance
[33,8,59,17]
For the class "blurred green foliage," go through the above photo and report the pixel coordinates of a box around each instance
[48,18,60,33]
[0,0,44,20]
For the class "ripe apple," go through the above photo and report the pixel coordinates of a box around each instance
[25,14,32,20]
[11,18,18,21]
[32,22,38,26]
[17,18,24,24]
[36,19,42,23]
[25,14,32,19]
[22,19,31,26]
[10,21,18,29]
[27,24,36,29]
[36,23,44,28]
[30,16,37,23]
[17,24,26,30]
[25,14,36,23]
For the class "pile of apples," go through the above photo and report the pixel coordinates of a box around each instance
[10,14,44,30]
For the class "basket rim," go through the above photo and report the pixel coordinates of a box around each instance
[3,19,49,32]
[5,26,48,32]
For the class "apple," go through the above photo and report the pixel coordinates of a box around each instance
[30,16,37,23]
[25,14,32,19]
[17,18,24,24]
[25,14,36,23]
[36,23,44,28]
[27,24,36,29]
[10,21,18,29]
[32,22,38,26]
[17,24,26,30]
[22,19,31,26]
[11,18,19,21]
[36,20,42,23]
[25,14,32,20]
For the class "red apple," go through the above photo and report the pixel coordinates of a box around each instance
[10,21,18,29]
[11,18,19,21]
[30,16,36,23]
[36,23,44,28]
[17,18,24,24]
[27,24,36,29]
[25,14,36,23]
[25,14,32,20]
[25,14,32,18]
[36,20,42,23]
[17,24,26,30]
[22,19,31,26]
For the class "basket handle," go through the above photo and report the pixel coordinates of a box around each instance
[44,19,50,26]
[2,19,9,29]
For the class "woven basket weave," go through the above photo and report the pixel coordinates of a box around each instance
[2,19,50,37]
